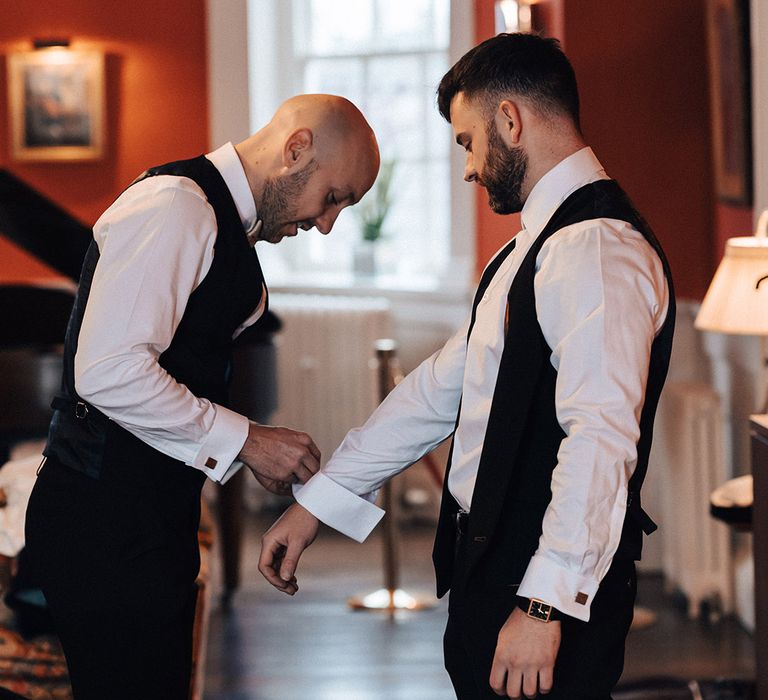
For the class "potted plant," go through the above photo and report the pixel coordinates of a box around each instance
[353,159,395,276]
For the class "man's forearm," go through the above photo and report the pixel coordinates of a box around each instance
[294,330,468,540]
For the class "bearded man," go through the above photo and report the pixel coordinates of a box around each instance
[24,94,379,700]
[260,34,675,699]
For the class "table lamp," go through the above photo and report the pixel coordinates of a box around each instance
[695,209,768,412]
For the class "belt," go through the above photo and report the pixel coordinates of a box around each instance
[455,509,470,536]
[50,394,109,426]
[51,394,91,418]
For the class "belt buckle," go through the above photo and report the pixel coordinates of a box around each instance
[75,401,89,419]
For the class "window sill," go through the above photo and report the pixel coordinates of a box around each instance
[265,270,473,305]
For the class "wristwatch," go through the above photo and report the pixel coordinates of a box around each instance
[516,596,562,622]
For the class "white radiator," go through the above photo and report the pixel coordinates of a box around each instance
[268,293,393,466]
[657,381,733,617]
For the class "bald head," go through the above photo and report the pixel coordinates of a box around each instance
[273,95,377,159]
[235,94,380,243]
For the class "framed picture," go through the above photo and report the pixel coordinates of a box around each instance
[7,49,105,162]
[706,0,752,205]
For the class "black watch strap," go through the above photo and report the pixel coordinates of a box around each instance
[516,596,562,622]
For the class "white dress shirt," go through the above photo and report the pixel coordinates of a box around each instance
[294,147,669,621]
[74,143,264,483]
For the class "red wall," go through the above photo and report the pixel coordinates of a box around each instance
[473,0,718,300]
[0,0,209,282]
[715,202,754,258]
[0,2,744,300]
[473,1,524,270]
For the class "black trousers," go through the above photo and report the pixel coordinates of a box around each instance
[444,533,637,700]
[25,455,203,700]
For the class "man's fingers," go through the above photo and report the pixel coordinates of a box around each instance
[305,438,321,461]
[293,461,317,484]
[538,667,553,695]
[258,538,294,593]
[275,481,293,496]
[240,424,321,482]
[489,657,508,696]
[279,539,306,582]
[253,473,290,496]
[300,451,320,476]
[506,669,523,699]
[522,667,539,698]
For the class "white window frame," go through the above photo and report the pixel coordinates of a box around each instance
[753,0,768,222]
[207,0,475,297]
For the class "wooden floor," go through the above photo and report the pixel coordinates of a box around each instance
[203,509,755,700]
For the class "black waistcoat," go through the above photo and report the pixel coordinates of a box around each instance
[44,156,266,484]
[432,179,676,598]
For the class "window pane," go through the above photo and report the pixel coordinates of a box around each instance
[271,0,453,282]
[304,57,365,107]
[383,160,449,276]
[298,0,374,56]
[426,52,451,158]
[424,159,451,272]
[375,0,449,51]
[367,56,426,159]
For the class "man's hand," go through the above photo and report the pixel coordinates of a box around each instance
[252,472,293,497]
[239,421,321,487]
[259,503,319,595]
[490,607,561,698]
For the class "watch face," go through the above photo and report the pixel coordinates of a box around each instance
[528,600,552,622]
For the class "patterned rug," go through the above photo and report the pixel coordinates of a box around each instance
[0,626,70,700]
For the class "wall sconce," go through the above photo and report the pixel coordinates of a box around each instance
[495,0,534,33]
[32,38,71,50]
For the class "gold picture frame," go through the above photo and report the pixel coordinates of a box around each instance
[7,49,105,162]
[706,0,752,205]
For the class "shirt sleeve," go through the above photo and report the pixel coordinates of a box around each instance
[294,314,470,542]
[517,218,669,621]
[74,177,250,482]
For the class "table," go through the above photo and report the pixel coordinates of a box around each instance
[750,415,768,699]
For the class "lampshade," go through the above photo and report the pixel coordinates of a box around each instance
[695,210,768,335]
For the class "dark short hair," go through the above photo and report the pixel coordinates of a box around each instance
[437,33,580,128]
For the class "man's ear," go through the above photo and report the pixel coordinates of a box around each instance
[495,100,522,146]
[282,128,314,168]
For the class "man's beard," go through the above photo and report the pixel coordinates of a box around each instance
[257,159,319,243]
[481,123,528,215]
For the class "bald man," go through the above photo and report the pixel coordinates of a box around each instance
[25,94,379,700]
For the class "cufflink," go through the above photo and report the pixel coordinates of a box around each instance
[205,457,218,469]
[575,592,589,605]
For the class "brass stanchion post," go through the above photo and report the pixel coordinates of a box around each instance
[348,339,438,616]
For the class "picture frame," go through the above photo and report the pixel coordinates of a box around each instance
[7,49,105,162]
[706,0,752,205]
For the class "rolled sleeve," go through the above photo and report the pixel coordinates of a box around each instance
[191,404,249,482]
[293,472,384,542]
[518,553,600,622]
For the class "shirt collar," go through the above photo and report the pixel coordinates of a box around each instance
[205,142,259,232]
[520,147,608,234]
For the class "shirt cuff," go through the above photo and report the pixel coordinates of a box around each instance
[219,459,244,485]
[518,553,601,622]
[293,472,385,543]
[191,404,249,483]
